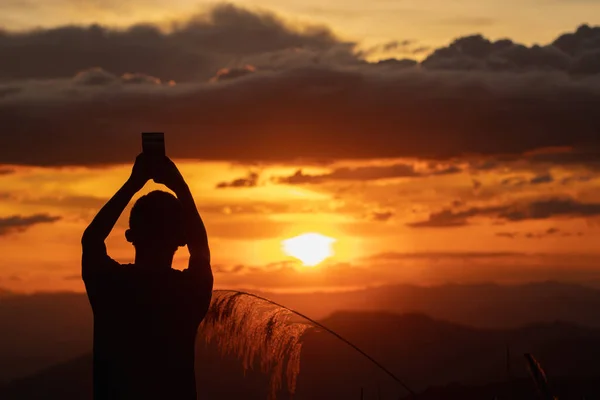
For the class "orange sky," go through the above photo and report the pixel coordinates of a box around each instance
[1,158,599,293]
[1,2,600,293]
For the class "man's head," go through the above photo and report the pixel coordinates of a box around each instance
[125,190,186,255]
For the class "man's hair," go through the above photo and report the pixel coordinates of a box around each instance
[129,190,185,243]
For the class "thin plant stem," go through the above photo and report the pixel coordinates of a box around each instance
[213,289,417,397]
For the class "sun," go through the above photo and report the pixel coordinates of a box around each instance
[282,233,336,267]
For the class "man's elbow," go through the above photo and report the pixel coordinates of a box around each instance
[81,229,101,247]
[81,231,91,247]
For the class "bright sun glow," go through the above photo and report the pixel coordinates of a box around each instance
[282,233,336,267]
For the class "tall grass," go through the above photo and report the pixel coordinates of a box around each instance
[198,290,415,399]
[199,290,311,399]
[525,353,556,400]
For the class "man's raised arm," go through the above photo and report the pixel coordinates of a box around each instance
[81,154,150,279]
[155,158,211,274]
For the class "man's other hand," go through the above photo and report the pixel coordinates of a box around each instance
[154,157,187,193]
[128,153,152,191]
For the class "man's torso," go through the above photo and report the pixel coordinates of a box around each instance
[85,265,209,400]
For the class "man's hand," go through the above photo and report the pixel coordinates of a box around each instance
[154,157,187,194]
[128,153,152,191]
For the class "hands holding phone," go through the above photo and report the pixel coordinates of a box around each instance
[129,133,187,193]
[128,153,186,194]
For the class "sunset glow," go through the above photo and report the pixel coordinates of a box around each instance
[0,2,600,294]
[282,233,336,267]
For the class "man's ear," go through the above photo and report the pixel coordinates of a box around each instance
[125,229,134,243]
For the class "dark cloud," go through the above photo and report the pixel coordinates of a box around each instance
[422,25,600,74]
[72,68,117,86]
[452,200,464,208]
[370,210,394,222]
[274,164,420,184]
[2,9,600,83]
[0,214,62,235]
[525,227,561,239]
[0,18,600,166]
[500,173,554,187]
[553,25,600,74]
[359,39,428,59]
[274,163,462,184]
[372,58,418,69]
[121,72,165,85]
[0,87,20,98]
[500,176,527,187]
[468,148,600,173]
[409,197,600,228]
[432,165,462,175]
[1,65,599,166]
[411,46,431,55]
[409,208,476,228]
[216,172,259,188]
[362,40,414,55]
[499,198,600,221]
[382,40,414,51]
[0,4,356,82]
[275,170,320,184]
[0,167,14,175]
[71,68,165,86]
[496,227,583,239]
[526,148,600,170]
[468,159,500,172]
[530,173,554,185]
[211,65,256,82]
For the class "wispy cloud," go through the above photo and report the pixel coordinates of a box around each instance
[409,198,600,228]
[0,214,61,236]
[216,172,259,189]
[273,163,462,184]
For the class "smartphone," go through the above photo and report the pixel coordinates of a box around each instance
[142,132,165,158]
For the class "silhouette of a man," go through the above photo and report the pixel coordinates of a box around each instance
[81,154,213,400]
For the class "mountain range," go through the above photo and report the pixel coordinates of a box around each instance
[2,282,600,399]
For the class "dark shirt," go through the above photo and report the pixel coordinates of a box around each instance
[82,251,212,400]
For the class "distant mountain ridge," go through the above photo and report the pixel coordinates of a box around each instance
[298,311,600,394]
[2,281,600,387]
[3,310,600,399]
[254,281,600,327]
